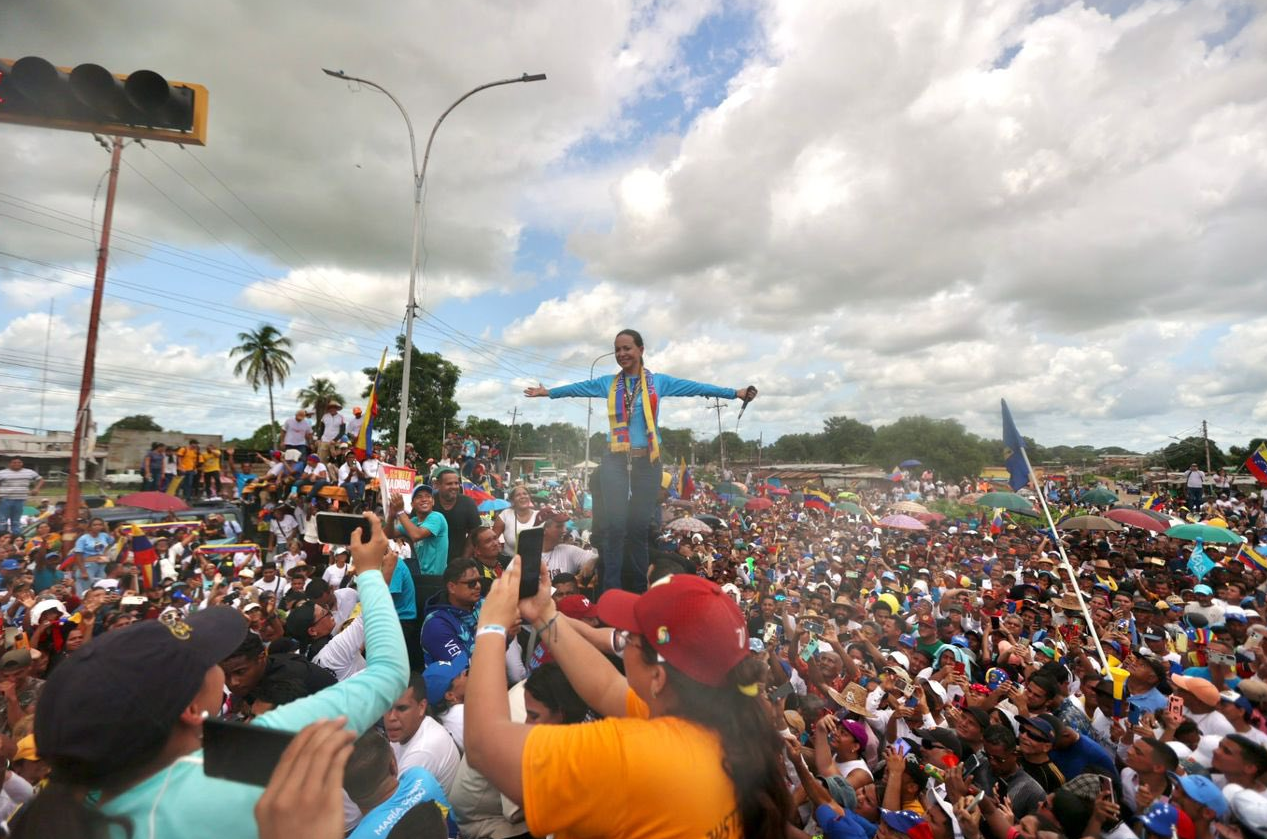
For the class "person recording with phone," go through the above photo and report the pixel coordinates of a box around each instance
[524,328,756,594]
[11,512,409,839]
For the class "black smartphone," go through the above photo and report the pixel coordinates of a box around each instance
[990,616,1001,631]
[203,717,295,787]
[517,525,545,600]
[315,512,371,546]
[802,618,825,636]
[768,681,794,701]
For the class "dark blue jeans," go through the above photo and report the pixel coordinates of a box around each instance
[597,453,661,595]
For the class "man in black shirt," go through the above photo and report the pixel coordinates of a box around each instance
[433,467,481,562]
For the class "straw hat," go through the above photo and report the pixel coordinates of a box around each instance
[839,683,874,718]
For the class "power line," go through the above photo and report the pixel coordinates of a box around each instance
[0,190,595,375]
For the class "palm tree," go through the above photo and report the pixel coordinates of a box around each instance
[296,377,346,421]
[230,325,295,446]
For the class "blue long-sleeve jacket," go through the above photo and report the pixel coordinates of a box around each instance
[549,372,736,449]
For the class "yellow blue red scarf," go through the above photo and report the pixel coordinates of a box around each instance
[607,369,659,461]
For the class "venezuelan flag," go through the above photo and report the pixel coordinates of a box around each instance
[990,508,1004,535]
[130,524,160,590]
[1247,444,1267,485]
[1144,493,1166,512]
[355,348,387,460]
[804,488,832,512]
[1235,543,1267,572]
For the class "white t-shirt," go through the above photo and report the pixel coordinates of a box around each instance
[303,463,329,481]
[323,562,350,588]
[277,551,306,574]
[441,705,465,753]
[497,509,536,555]
[1186,470,1206,488]
[347,415,363,440]
[319,413,346,442]
[282,417,312,446]
[250,574,288,601]
[331,587,358,629]
[392,716,461,795]
[542,543,597,578]
[361,458,381,479]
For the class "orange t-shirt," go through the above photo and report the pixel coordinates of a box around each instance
[521,689,741,839]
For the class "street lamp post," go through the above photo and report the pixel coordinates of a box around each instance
[323,68,546,465]
[582,350,615,488]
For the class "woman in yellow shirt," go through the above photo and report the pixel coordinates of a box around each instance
[466,565,792,839]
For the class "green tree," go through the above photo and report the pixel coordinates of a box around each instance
[230,324,295,446]
[100,414,162,442]
[461,416,512,445]
[225,422,282,451]
[822,416,875,462]
[766,432,823,463]
[1155,436,1227,471]
[363,336,460,455]
[1228,438,1266,466]
[866,416,988,481]
[658,427,695,462]
[296,377,346,419]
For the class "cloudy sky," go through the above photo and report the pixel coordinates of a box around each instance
[1,0,1264,457]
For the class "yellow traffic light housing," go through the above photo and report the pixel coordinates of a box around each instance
[0,56,207,145]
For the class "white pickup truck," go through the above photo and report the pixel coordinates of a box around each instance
[104,469,144,486]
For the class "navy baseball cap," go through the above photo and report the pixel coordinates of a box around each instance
[36,608,247,782]
[422,652,469,706]
[880,809,933,839]
[1018,715,1055,743]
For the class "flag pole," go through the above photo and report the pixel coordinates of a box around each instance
[1017,446,1111,674]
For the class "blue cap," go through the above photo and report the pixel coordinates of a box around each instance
[749,637,766,654]
[422,652,469,706]
[898,633,917,648]
[1225,611,1247,623]
[1194,584,1214,596]
[951,634,971,648]
[1018,715,1055,742]
[1167,772,1228,818]
[0,559,22,572]
[880,809,930,836]
[412,483,435,499]
[1136,802,1180,837]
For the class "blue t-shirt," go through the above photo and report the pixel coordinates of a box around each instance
[389,560,417,621]
[348,767,454,839]
[1051,733,1118,781]
[410,512,449,576]
[1129,687,1168,714]
[74,533,112,558]
[1183,666,1241,690]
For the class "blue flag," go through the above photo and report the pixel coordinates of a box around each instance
[1000,399,1030,491]
[1188,541,1216,580]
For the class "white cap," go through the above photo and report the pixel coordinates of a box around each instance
[92,579,120,590]
[888,651,911,670]
[30,599,68,623]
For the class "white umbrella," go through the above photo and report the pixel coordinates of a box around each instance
[667,517,713,534]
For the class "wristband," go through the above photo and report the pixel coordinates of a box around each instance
[475,624,506,639]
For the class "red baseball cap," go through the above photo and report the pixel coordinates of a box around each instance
[597,575,747,687]
[557,594,599,621]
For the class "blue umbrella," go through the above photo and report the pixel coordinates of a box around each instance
[478,498,511,513]
[900,459,922,468]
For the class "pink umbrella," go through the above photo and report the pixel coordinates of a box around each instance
[878,514,928,531]
[1104,508,1168,533]
[914,511,946,524]
[745,497,774,511]
[765,486,791,496]
[116,491,189,512]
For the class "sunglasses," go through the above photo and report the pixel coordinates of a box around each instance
[456,578,481,589]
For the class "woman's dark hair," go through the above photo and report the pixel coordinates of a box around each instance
[524,662,589,724]
[639,644,793,839]
[10,780,136,839]
[247,676,308,709]
[615,328,644,348]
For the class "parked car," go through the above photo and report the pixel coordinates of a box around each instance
[105,469,144,486]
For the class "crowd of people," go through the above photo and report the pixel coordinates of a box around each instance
[0,330,1266,839]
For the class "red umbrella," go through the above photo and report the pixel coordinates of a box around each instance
[117,491,190,512]
[1104,508,1168,533]
[765,486,790,496]
[745,497,774,511]
[914,511,946,524]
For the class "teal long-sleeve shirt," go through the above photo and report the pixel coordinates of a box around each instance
[548,372,736,450]
[99,568,409,839]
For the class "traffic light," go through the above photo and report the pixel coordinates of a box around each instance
[0,56,207,145]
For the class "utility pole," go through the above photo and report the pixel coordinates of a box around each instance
[1202,419,1212,473]
[758,431,763,469]
[38,298,54,434]
[64,136,122,549]
[707,399,728,475]
[504,406,518,481]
